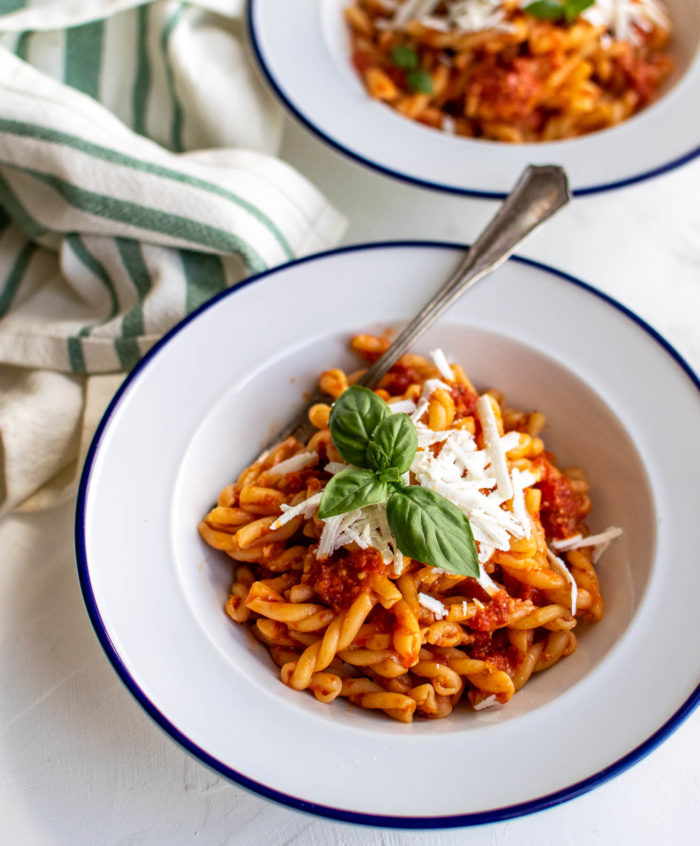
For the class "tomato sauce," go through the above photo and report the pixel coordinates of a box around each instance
[467,590,514,632]
[468,58,544,123]
[533,455,590,540]
[449,383,478,418]
[280,470,324,494]
[351,50,373,74]
[306,547,388,613]
[468,630,521,674]
[380,362,424,396]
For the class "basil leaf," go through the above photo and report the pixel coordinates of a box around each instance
[318,468,389,519]
[391,44,418,71]
[523,0,565,20]
[407,69,434,94]
[386,486,479,577]
[379,466,402,484]
[564,0,594,22]
[366,413,418,474]
[329,385,390,468]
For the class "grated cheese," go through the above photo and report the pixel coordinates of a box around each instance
[387,398,418,414]
[476,395,514,501]
[473,694,499,711]
[384,0,670,44]
[271,492,322,529]
[418,592,449,619]
[430,348,454,381]
[547,548,578,616]
[391,0,511,35]
[582,0,670,45]
[266,451,318,477]
[551,526,623,556]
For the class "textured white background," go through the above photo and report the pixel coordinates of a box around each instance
[1,118,698,845]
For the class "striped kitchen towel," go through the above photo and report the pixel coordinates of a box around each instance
[0,0,347,514]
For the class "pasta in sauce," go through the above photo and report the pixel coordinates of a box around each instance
[345,0,673,142]
[199,335,619,722]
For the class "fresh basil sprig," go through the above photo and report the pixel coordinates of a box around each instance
[524,0,594,24]
[318,386,478,578]
[391,44,418,71]
[390,44,434,95]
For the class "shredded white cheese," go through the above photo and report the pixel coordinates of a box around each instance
[430,348,454,382]
[387,398,418,414]
[271,492,322,529]
[476,395,513,501]
[317,503,403,567]
[391,0,511,34]
[582,0,670,45]
[551,526,623,554]
[383,0,669,44]
[473,694,499,711]
[418,592,449,619]
[547,548,578,617]
[266,451,318,477]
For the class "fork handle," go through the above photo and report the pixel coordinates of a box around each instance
[278,164,570,448]
[358,164,570,387]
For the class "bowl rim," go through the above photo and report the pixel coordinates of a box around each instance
[75,241,700,829]
[246,0,700,199]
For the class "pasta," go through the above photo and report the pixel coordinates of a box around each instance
[345,0,673,142]
[199,335,621,722]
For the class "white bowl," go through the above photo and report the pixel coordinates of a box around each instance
[248,0,700,197]
[76,243,700,826]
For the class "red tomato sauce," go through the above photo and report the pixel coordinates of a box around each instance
[279,470,324,494]
[533,455,590,539]
[468,630,522,674]
[467,58,544,124]
[380,362,424,396]
[467,590,514,632]
[450,383,479,418]
[306,547,388,613]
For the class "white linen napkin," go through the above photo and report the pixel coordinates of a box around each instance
[0,1,347,516]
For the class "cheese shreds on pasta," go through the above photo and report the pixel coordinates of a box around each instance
[551,526,623,553]
[418,592,449,619]
[473,694,499,711]
[199,336,618,723]
[547,548,578,616]
[265,451,318,477]
[430,348,454,381]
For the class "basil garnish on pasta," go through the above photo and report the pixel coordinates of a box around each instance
[318,468,389,519]
[328,385,389,467]
[386,486,477,576]
[319,386,479,577]
[366,413,417,474]
[524,0,594,24]
[390,44,434,95]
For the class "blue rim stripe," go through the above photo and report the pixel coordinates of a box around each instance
[75,241,700,829]
[246,1,700,199]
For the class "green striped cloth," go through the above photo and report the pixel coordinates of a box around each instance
[0,0,346,514]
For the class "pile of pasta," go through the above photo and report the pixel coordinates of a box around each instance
[199,335,605,722]
[346,0,673,142]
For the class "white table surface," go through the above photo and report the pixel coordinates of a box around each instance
[1,117,699,845]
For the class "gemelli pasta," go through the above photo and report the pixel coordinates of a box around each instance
[345,0,673,142]
[198,335,621,722]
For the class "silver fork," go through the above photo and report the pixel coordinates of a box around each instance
[268,164,570,449]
